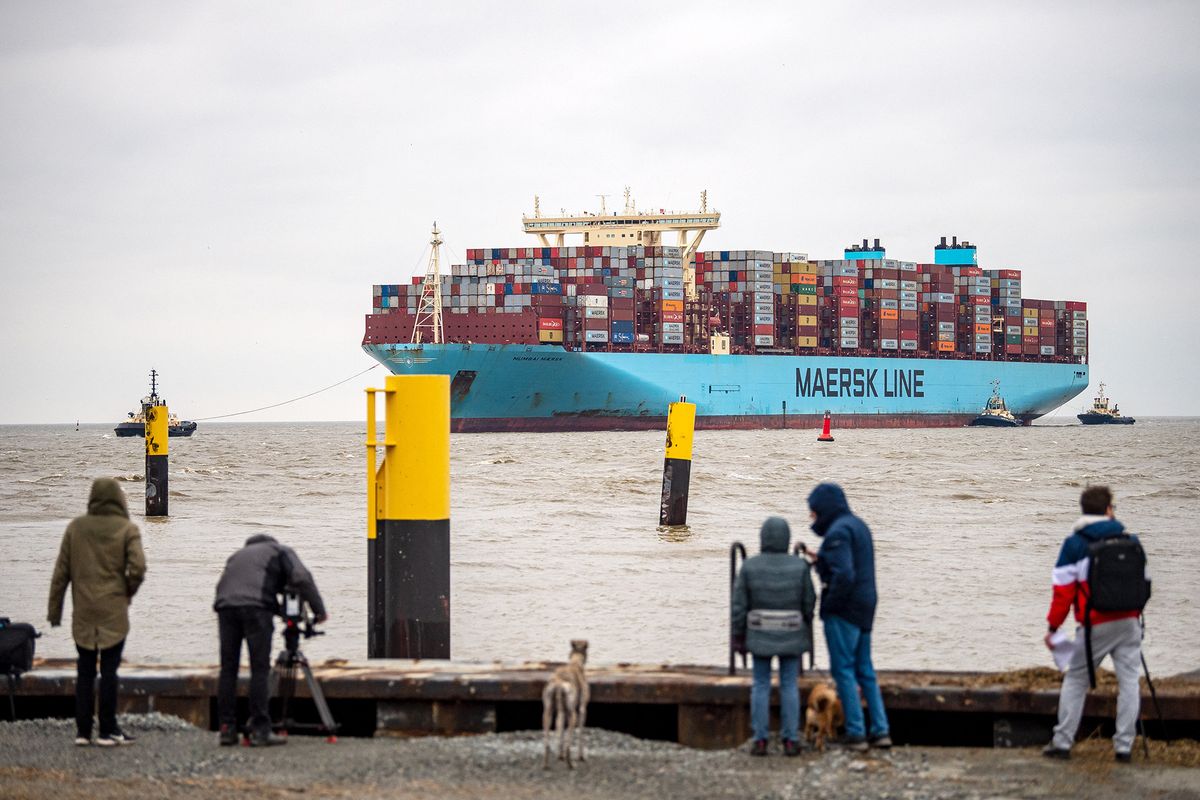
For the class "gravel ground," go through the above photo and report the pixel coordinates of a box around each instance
[1,715,1198,800]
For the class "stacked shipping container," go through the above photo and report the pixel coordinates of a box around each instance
[363,240,1087,365]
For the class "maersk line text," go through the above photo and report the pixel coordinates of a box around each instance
[795,368,925,399]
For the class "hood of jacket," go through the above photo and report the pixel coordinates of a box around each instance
[244,533,279,547]
[1073,516,1125,540]
[87,477,129,518]
[759,516,791,553]
[808,483,850,537]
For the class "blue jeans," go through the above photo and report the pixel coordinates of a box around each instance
[824,615,889,739]
[751,654,799,741]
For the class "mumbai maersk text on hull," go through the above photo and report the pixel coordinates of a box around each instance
[363,198,1091,430]
[363,343,1088,432]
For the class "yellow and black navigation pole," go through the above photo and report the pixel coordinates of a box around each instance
[145,400,169,516]
[659,396,696,527]
[366,375,451,659]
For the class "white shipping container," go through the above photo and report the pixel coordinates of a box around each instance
[584,330,609,343]
[880,339,898,349]
[659,322,684,333]
[584,307,609,319]
[1040,346,1056,355]
[754,314,775,325]
[661,333,684,344]
[900,340,918,350]
[839,337,860,348]
[754,335,775,346]
[582,295,608,308]
[754,303,773,314]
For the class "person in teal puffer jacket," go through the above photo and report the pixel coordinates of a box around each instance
[731,516,817,756]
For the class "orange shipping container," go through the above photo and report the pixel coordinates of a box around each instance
[796,273,818,285]
[660,299,684,312]
[974,323,991,334]
[937,341,955,352]
[880,309,899,320]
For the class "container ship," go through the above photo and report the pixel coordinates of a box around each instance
[362,195,1089,431]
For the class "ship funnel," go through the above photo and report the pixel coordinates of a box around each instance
[873,238,881,249]
[939,236,947,247]
[862,238,869,248]
[952,235,958,247]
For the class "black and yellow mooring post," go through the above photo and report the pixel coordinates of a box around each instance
[145,402,168,516]
[366,375,450,659]
[659,396,696,527]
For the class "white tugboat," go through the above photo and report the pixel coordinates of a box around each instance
[969,380,1020,427]
[1077,383,1135,425]
[114,370,198,437]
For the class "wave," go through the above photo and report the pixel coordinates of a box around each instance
[17,474,64,484]
[112,474,143,482]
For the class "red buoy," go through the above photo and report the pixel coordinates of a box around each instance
[817,410,835,442]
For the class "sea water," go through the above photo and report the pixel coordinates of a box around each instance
[1,420,1197,674]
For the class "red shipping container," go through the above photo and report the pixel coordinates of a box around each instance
[1065,301,1087,311]
[538,318,563,331]
[753,324,774,335]
[660,311,684,323]
[835,286,858,297]
[834,276,859,287]
[999,269,1021,280]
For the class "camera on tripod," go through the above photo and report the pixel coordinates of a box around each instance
[275,591,338,740]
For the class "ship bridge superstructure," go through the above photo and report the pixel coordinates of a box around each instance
[523,189,719,299]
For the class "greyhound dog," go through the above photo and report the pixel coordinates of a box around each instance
[804,682,844,752]
[542,639,589,769]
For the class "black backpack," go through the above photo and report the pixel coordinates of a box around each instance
[0,618,39,721]
[1084,536,1151,688]
[0,618,38,676]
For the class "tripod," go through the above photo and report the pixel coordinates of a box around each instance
[275,615,339,743]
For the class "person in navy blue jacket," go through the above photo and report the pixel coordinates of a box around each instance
[808,483,891,751]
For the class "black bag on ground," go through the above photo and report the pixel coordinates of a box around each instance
[1084,536,1151,688]
[0,617,40,722]
[0,618,38,675]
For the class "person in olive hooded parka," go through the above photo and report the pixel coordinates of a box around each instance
[809,482,891,751]
[48,478,147,746]
[731,516,816,756]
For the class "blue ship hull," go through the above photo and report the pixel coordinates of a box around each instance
[363,343,1089,431]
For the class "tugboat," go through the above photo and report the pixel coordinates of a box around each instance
[969,380,1021,427]
[1078,383,1135,425]
[114,370,198,437]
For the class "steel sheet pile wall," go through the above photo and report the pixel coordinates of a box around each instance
[362,238,1087,365]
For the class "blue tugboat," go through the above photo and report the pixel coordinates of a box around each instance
[969,381,1020,427]
[1077,383,1135,425]
[114,370,198,437]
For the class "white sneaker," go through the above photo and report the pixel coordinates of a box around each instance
[74,736,91,747]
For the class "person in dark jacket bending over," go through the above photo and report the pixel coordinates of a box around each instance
[731,516,817,757]
[808,483,891,752]
[213,534,326,746]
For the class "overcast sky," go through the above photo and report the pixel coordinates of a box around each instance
[2,1,1197,423]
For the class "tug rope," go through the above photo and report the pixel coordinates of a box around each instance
[193,363,381,421]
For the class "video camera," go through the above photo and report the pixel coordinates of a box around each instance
[281,592,323,654]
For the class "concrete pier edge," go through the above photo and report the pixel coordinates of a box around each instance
[9,660,1199,750]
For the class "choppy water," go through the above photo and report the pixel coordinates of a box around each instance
[2,420,1198,675]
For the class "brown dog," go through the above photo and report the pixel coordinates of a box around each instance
[542,640,589,769]
[804,683,844,752]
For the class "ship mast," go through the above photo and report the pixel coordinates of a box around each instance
[411,222,445,345]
